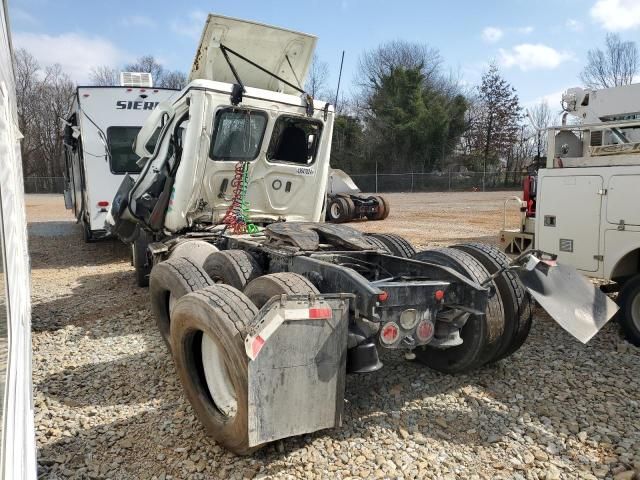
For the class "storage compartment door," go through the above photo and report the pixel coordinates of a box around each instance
[536,175,603,272]
[607,175,640,226]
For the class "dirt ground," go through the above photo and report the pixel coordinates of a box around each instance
[28,193,639,480]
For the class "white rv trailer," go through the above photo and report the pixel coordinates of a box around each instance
[0,0,36,478]
[63,84,178,241]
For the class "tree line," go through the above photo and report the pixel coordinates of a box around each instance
[13,33,639,187]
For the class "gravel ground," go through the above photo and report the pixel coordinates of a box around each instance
[28,193,639,480]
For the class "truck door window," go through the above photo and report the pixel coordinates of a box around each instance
[107,126,160,174]
[267,116,322,165]
[210,108,268,161]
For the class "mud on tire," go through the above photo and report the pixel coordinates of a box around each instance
[170,285,258,455]
[149,257,214,349]
[411,248,504,373]
[243,272,320,308]
[203,250,262,290]
[452,242,532,360]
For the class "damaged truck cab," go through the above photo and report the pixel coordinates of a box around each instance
[108,14,618,455]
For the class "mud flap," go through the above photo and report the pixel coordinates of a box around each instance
[516,259,618,343]
[244,294,351,447]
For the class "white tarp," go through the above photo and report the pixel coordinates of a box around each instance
[189,14,316,95]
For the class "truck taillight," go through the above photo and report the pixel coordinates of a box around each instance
[380,322,400,345]
[378,291,389,302]
[416,320,435,343]
[97,201,109,207]
[434,289,445,301]
[309,307,332,319]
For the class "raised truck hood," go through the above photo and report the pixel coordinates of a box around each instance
[190,14,317,95]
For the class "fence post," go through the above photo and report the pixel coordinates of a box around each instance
[448,167,451,191]
[375,161,378,193]
[410,172,414,193]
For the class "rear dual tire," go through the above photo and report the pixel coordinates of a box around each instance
[366,233,416,258]
[452,243,532,360]
[170,285,258,455]
[412,248,505,373]
[327,196,355,223]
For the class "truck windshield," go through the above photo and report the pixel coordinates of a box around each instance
[210,108,268,161]
[107,126,159,174]
[267,116,322,165]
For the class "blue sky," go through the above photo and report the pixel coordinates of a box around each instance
[8,0,640,112]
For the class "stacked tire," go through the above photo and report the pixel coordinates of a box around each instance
[412,243,532,373]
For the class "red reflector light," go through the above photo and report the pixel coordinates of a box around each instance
[378,291,389,302]
[434,289,445,301]
[309,307,332,319]
[416,320,435,342]
[140,88,146,92]
[252,335,265,358]
[97,201,109,207]
[380,322,400,345]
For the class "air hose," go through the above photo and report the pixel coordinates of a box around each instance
[222,161,259,234]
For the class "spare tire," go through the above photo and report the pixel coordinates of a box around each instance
[203,250,262,290]
[243,272,320,308]
[452,242,532,360]
[170,285,258,455]
[149,257,214,349]
[411,248,504,373]
[365,233,416,258]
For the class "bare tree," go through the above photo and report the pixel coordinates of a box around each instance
[125,55,165,84]
[14,48,75,178]
[160,70,187,89]
[305,54,330,99]
[89,65,119,86]
[356,40,442,94]
[528,101,553,162]
[580,33,639,89]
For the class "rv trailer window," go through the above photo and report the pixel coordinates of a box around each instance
[107,127,159,174]
[209,109,268,161]
[267,116,322,165]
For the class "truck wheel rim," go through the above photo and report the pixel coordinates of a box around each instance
[330,203,341,219]
[632,293,640,330]
[201,333,237,417]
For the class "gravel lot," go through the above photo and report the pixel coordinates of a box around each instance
[29,193,639,480]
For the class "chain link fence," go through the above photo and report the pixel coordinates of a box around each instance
[23,177,65,194]
[21,172,526,195]
[349,171,527,193]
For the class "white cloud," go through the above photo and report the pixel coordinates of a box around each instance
[498,43,573,71]
[482,26,503,43]
[565,18,584,32]
[590,0,640,31]
[13,32,128,83]
[517,26,534,34]
[170,11,207,39]
[120,15,156,28]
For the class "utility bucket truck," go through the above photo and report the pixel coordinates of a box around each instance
[500,83,640,345]
[63,78,178,241]
[107,14,618,454]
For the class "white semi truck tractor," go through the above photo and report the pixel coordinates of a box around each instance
[500,83,640,345]
[107,14,618,454]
